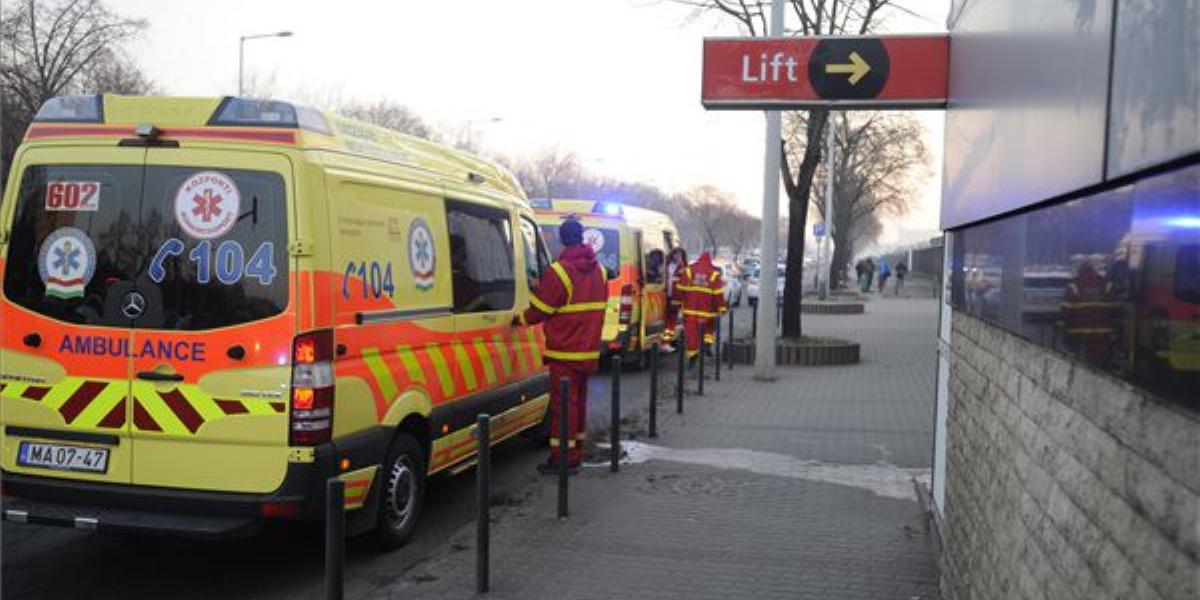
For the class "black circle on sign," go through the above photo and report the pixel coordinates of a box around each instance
[807,38,890,100]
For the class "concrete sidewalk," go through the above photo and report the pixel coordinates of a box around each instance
[372,298,940,599]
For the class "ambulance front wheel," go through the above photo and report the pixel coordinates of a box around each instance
[371,432,426,550]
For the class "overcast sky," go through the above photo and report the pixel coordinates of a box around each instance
[111,0,949,246]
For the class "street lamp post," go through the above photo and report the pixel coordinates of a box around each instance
[239,31,293,96]
[464,117,503,150]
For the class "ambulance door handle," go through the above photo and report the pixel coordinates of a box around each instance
[136,371,184,382]
[22,333,41,348]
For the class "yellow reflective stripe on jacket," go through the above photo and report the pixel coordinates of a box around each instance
[559,301,607,313]
[550,262,573,300]
[544,349,601,361]
[530,294,558,315]
[710,271,720,282]
[683,308,717,318]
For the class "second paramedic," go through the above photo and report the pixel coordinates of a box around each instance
[516,218,608,473]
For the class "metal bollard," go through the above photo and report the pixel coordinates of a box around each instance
[557,378,569,520]
[751,304,758,339]
[715,314,721,382]
[610,355,620,473]
[324,479,345,600]
[476,414,491,594]
[676,330,685,414]
[727,309,735,370]
[648,343,659,438]
[698,322,705,396]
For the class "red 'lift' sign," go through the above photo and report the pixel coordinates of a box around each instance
[702,35,948,110]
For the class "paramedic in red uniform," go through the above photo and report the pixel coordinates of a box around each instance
[680,251,727,360]
[663,247,688,351]
[516,218,608,473]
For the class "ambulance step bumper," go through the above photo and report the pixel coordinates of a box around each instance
[2,498,260,539]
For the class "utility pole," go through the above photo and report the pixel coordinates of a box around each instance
[753,0,784,381]
[822,113,835,298]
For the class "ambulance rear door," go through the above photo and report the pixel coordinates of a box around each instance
[125,148,296,493]
[1,147,147,485]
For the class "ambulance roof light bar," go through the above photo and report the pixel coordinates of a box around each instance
[593,201,623,217]
[33,95,104,123]
[208,96,331,135]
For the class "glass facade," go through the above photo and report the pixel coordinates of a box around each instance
[951,164,1199,406]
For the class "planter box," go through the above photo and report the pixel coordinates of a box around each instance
[723,339,860,366]
[800,301,865,315]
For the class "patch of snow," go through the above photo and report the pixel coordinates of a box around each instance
[604,441,931,502]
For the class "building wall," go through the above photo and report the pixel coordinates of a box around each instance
[941,314,1198,600]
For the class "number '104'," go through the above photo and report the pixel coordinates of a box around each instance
[149,238,277,285]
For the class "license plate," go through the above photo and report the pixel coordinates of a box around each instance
[17,441,109,474]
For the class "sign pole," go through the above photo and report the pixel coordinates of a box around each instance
[753,0,784,382]
[822,115,835,299]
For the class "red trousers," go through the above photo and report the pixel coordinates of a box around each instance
[664,303,681,341]
[684,315,706,357]
[548,363,588,465]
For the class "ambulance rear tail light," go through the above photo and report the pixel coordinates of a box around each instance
[289,329,335,446]
[619,284,634,326]
[34,95,103,123]
[208,97,332,135]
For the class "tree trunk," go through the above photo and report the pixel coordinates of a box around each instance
[779,110,829,339]
[829,228,853,290]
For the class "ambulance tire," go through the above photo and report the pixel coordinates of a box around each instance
[370,432,426,550]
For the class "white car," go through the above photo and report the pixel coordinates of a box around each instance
[746,266,785,306]
[723,273,742,306]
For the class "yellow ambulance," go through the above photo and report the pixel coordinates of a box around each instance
[531,199,681,366]
[0,95,553,547]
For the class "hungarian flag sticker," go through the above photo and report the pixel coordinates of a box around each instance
[38,227,97,300]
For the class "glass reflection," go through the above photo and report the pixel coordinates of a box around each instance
[952,164,1199,405]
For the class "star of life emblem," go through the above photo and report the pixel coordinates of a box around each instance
[408,218,436,291]
[37,227,96,300]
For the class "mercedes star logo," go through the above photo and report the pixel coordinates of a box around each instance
[121,291,147,319]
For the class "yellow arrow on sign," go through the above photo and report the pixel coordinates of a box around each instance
[825,51,871,85]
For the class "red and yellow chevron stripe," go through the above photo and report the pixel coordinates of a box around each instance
[0,378,284,434]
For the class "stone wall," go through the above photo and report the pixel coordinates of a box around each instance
[941,314,1198,600]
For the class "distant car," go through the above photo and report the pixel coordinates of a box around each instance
[746,266,785,306]
[714,265,742,307]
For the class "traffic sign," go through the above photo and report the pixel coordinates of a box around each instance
[813,222,827,237]
[702,35,948,110]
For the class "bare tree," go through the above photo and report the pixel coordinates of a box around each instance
[338,99,438,141]
[510,147,583,199]
[665,0,898,338]
[680,184,762,257]
[80,48,158,95]
[790,111,929,288]
[1,0,149,175]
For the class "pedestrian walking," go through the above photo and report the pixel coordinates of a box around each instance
[515,218,608,474]
[865,258,877,292]
[855,259,868,293]
[679,251,726,360]
[877,257,891,295]
[663,247,688,352]
[894,260,908,296]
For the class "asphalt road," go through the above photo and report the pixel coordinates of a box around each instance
[0,360,655,600]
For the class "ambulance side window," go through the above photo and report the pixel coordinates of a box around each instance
[646,249,665,284]
[446,201,515,313]
[519,216,548,290]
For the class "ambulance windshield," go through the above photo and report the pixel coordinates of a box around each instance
[3,164,288,330]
